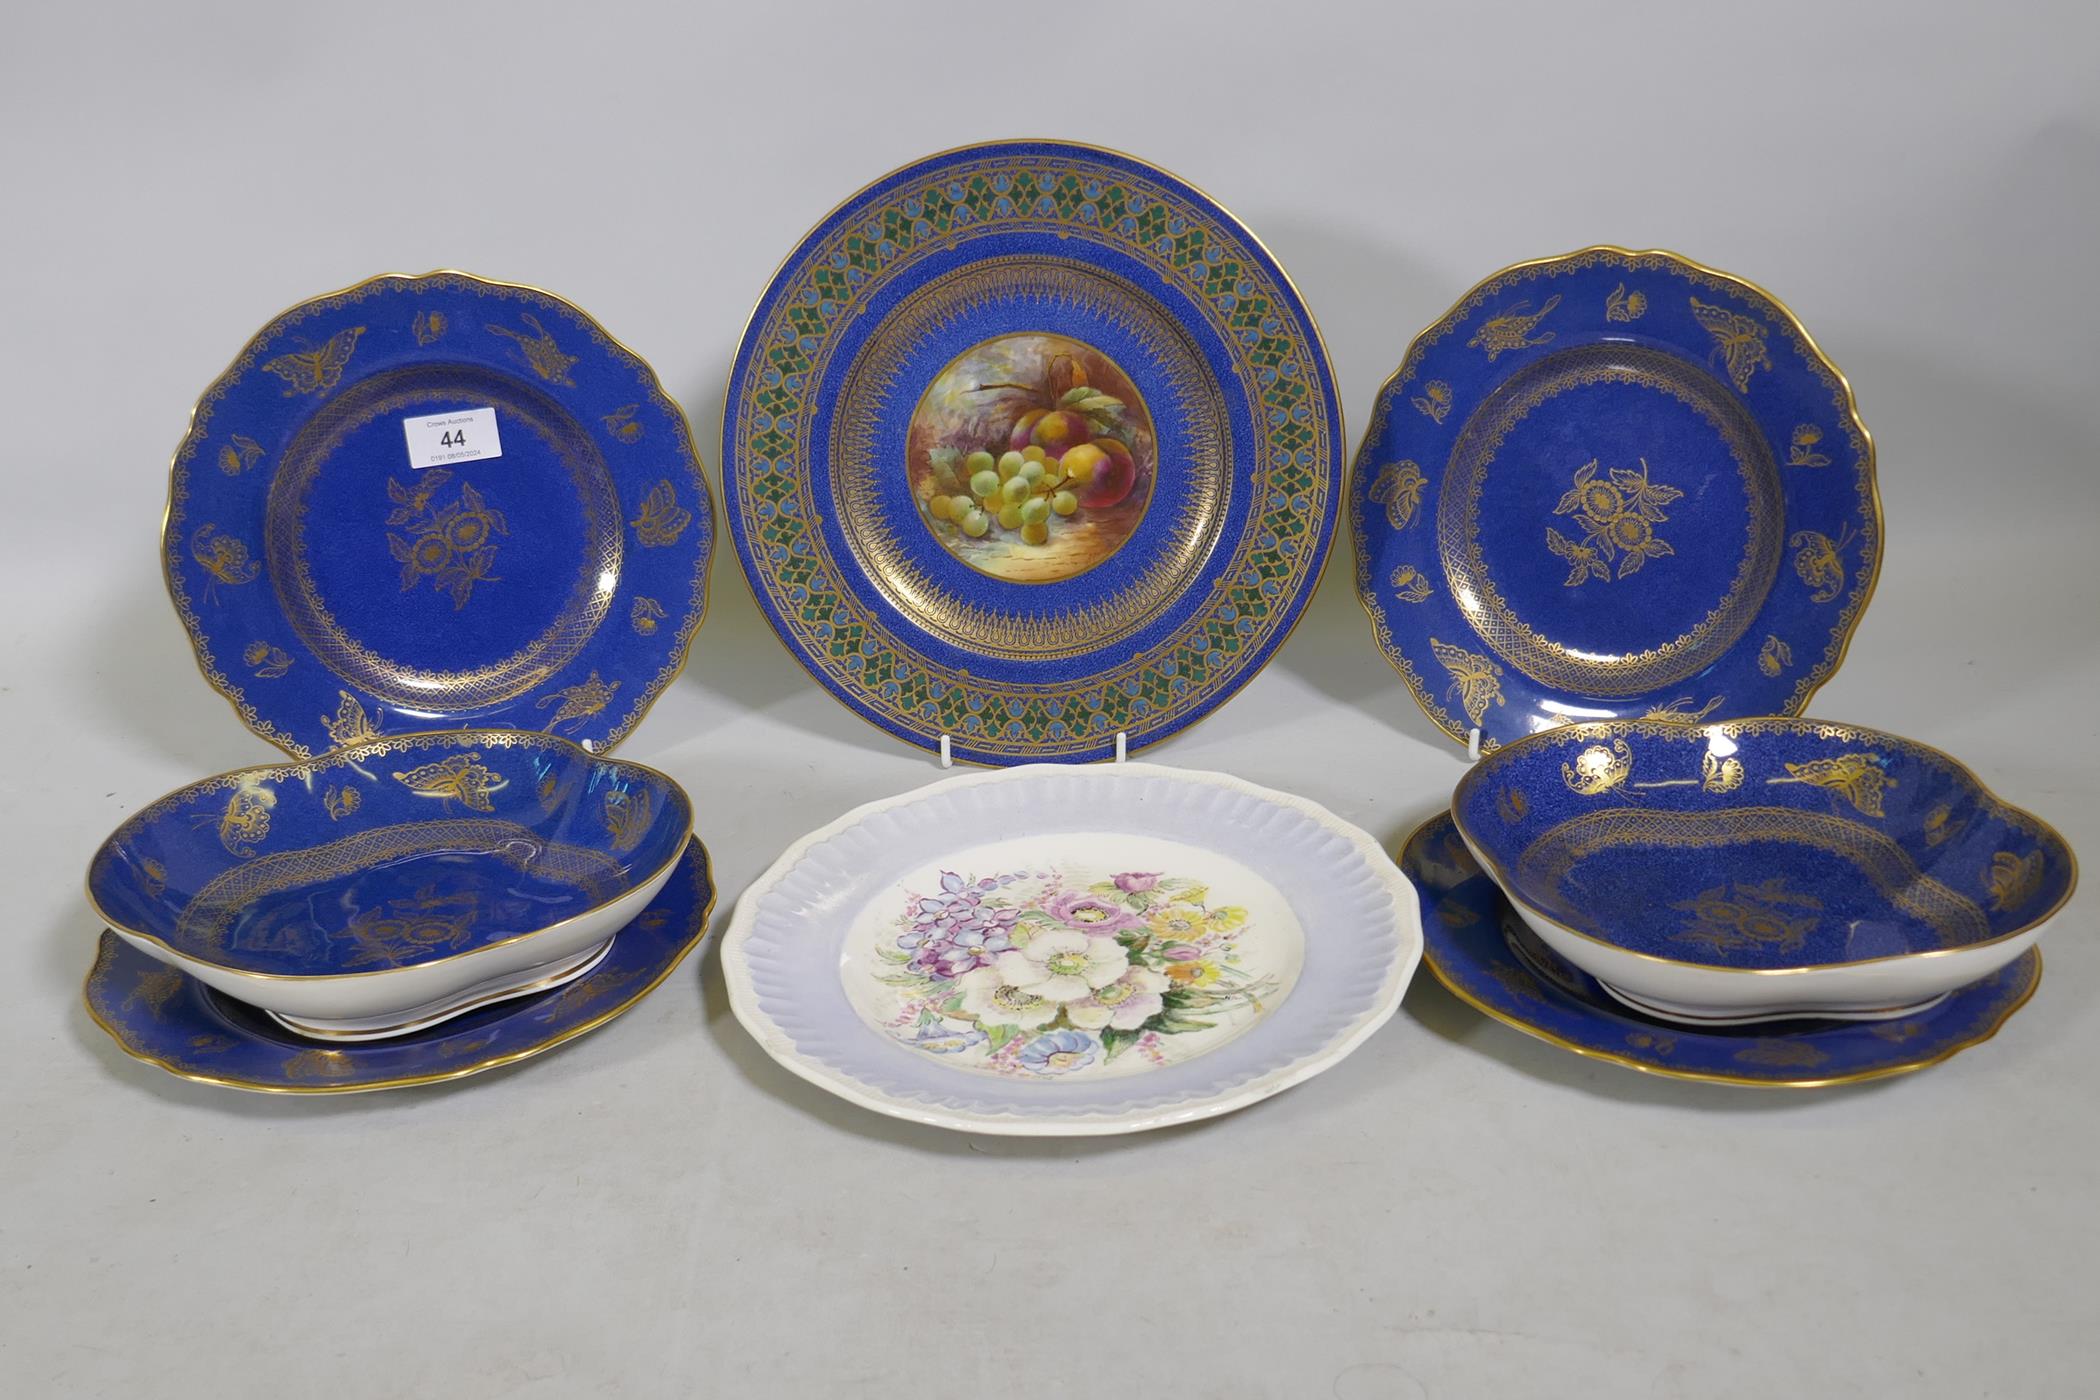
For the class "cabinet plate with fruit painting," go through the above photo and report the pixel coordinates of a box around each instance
[724,141,1342,764]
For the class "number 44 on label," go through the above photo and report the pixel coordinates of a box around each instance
[403,407,503,469]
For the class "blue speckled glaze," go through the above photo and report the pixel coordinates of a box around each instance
[1401,814,2041,1086]
[724,140,1342,764]
[84,839,713,1094]
[165,272,713,758]
[1352,249,1879,751]
[87,732,690,977]
[1451,719,2074,970]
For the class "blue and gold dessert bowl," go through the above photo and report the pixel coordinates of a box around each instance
[1451,719,2074,1023]
[87,731,692,1038]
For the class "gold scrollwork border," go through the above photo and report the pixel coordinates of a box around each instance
[832,255,1229,658]
[263,368,625,712]
[174,817,629,956]
[1438,345,1783,696]
[1513,805,1990,949]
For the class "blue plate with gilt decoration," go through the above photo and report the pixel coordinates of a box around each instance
[724,141,1342,764]
[84,837,714,1094]
[1351,248,1879,752]
[1401,814,2041,1087]
[165,271,713,758]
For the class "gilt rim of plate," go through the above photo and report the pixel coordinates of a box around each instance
[1400,815,2040,1088]
[723,139,1343,765]
[162,269,715,759]
[1350,247,1880,752]
[83,837,715,1094]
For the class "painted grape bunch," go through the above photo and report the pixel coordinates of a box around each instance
[924,353,1136,543]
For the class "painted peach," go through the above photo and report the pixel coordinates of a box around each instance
[1007,408,1048,453]
[1025,410,1093,457]
[1077,437,1137,508]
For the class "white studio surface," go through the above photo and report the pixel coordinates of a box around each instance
[3,3,2097,1396]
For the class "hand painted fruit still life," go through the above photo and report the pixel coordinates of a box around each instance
[909,333,1155,584]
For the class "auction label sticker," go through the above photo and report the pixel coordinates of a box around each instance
[402,407,502,469]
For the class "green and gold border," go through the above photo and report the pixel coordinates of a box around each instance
[725,140,1341,762]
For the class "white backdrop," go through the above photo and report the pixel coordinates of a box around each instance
[3,2,2096,1395]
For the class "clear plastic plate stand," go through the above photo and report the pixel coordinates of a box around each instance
[939,731,1128,769]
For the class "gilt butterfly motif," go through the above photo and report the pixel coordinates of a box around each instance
[261,327,364,396]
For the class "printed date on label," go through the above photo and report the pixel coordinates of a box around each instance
[402,406,503,469]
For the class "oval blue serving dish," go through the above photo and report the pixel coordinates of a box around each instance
[84,836,715,1094]
[1402,813,2043,1087]
[87,731,692,1036]
[1450,718,2074,1021]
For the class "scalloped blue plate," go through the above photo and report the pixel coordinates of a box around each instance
[165,271,713,757]
[724,141,1341,764]
[1352,248,1879,752]
[1400,814,2039,1087]
[84,837,714,1094]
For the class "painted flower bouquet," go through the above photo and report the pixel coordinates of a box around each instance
[876,866,1279,1076]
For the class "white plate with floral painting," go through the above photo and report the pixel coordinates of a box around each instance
[722,763,1421,1135]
